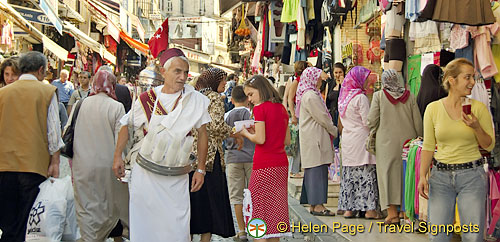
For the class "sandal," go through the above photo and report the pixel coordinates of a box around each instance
[344,211,356,219]
[290,173,303,178]
[310,209,335,216]
[364,211,382,220]
[383,216,400,225]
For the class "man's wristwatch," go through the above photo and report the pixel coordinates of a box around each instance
[196,169,206,175]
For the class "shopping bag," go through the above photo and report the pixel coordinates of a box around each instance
[285,124,298,156]
[26,176,80,241]
[328,149,341,183]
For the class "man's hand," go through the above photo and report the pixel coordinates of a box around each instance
[47,152,60,178]
[113,155,125,179]
[191,172,205,192]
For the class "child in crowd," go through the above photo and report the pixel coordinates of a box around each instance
[224,86,255,241]
[238,75,291,241]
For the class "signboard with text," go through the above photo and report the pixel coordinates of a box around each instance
[12,5,51,26]
[39,0,62,34]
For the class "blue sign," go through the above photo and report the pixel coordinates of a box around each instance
[39,0,63,34]
[12,5,51,26]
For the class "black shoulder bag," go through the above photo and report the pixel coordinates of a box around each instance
[61,99,84,158]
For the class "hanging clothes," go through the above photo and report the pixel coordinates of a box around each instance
[408,21,441,55]
[1,21,13,48]
[407,54,422,96]
[385,7,405,38]
[414,147,422,219]
[297,5,307,49]
[425,0,495,26]
[281,0,301,23]
[417,64,447,118]
[470,24,500,79]
[471,79,491,111]
[405,0,420,22]
[405,145,418,221]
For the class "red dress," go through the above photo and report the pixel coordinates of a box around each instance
[244,101,291,239]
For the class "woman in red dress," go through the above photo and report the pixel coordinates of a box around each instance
[239,75,291,241]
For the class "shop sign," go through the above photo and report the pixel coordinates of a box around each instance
[269,1,285,43]
[181,48,211,64]
[149,13,162,20]
[39,0,63,34]
[169,17,203,39]
[12,5,51,26]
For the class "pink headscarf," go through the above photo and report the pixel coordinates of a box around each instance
[89,69,117,100]
[338,66,371,118]
[295,67,331,119]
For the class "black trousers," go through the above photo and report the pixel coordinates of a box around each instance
[0,172,45,242]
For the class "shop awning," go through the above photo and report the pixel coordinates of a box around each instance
[210,63,238,74]
[63,21,116,64]
[59,2,85,23]
[119,31,149,56]
[219,0,241,15]
[0,0,68,61]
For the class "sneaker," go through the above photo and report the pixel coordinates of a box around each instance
[233,231,248,242]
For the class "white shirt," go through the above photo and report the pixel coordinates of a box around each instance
[19,74,65,155]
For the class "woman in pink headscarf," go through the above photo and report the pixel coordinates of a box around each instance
[337,66,379,219]
[72,69,129,241]
[296,67,338,216]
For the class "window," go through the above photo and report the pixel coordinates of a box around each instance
[218,26,224,43]
[166,0,173,13]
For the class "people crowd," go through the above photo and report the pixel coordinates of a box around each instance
[0,48,494,242]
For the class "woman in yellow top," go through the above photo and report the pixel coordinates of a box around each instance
[418,58,494,242]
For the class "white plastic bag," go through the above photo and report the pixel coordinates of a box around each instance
[61,177,79,241]
[26,176,80,241]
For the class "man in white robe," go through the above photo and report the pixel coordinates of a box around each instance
[113,48,210,241]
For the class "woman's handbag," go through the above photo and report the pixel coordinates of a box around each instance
[61,100,84,158]
[366,128,376,155]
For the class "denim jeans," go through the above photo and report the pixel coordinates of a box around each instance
[428,166,487,242]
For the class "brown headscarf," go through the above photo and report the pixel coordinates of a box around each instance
[195,68,227,93]
[89,69,117,100]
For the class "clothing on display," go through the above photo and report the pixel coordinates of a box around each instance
[281,0,301,23]
[409,21,441,54]
[384,38,406,61]
[426,0,495,26]
[417,64,447,118]
[385,6,405,38]
[407,54,422,96]
[470,24,500,79]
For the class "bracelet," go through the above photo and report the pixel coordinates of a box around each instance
[196,169,206,175]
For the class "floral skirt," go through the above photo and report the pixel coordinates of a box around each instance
[338,165,379,211]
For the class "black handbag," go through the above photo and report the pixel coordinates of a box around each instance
[61,100,84,158]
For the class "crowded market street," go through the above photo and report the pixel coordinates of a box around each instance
[1,0,500,241]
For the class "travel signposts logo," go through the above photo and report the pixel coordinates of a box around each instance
[247,218,267,238]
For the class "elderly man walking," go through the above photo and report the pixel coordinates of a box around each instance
[52,69,74,107]
[113,48,211,241]
[0,51,64,242]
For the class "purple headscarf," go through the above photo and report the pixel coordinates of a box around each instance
[338,66,371,118]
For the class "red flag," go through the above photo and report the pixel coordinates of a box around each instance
[148,18,169,58]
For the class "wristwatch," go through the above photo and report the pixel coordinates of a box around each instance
[196,169,206,175]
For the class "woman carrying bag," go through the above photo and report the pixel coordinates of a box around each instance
[367,69,423,225]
